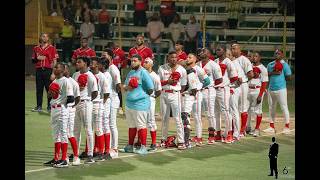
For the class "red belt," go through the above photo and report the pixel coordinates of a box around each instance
[249,86,261,89]
[51,104,61,108]
[163,90,178,93]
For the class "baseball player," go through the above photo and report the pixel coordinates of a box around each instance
[72,57,98,164]
[247,52,268,137]
[143,57,162,151]
[158,51,187,150]
[63,64,81,166]
[197,48,223,144]
[214,45,239,143]
[263,49,292,134]
[90,57,110,161]
[181,53,210,147]
[231,43,254,137]
[71,38,96,65]
[43,62,74,168]
[128,34,154,66]
[122,54,154,155]
[102,48,122,158]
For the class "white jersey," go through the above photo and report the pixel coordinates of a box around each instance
[72,71,98,100]
[107,64,121,96]
[191,65,209,90]
[249,64,268,87]
[233,55,253,82]
[185,70,201,92]
[158,64,187,91]
[214,57,238,87]
[67,77,80,105]
[103,70,112,95]
[50,76,73,105]
[149,71,162,97]
[198,60,222,87]
[93,71,110,101]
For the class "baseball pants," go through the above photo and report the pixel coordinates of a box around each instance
[147,97,157,131]
[110,94,120,149]
[67,105,76,138]
[239,82,250,113]
[268,88,290,124]
[160,91,185,144]
[247,89,264,130]
[229,87,241,138]
[201,87,217,129]
[92,101,104,136]
[51,104,68,143]
[215,86,232,137]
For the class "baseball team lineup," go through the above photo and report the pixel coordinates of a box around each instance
[32,32,292,168]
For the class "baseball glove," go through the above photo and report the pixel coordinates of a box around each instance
[253,66,261,79]
[274,61,283,72]
[49,82,60,99]
[77,74,88,88]
[170,71,181,86]
[128,76,139,88]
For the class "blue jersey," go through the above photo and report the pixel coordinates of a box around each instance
[125,67,154,111]
[267,60,292,91]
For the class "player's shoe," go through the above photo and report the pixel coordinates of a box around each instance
[253,129,260,137]
[191,136,198,142]
[134,142,141,150]
[93,152,98,158]
[194,137,203,146]
[122,145,134,153]
[84,155,95,164]
[248,130,255,135]
[43,159,57,166]
[148,144,157,151]
[224,134,234,144]
[54,160,68,168]
[246,127,252,135]
[239,131,246,138]
[79,151,88,160]
[68,154,74,161]
[207,137,215,145]
[110,149,119,158]
[96,153,105,162]
[31,106,42,112]
[233,136,240,142]
[177,143,187,150]
[281,128,291,135]
[72,156,81,166]
[160,139,166,147]
[136,145,148,155]
[103,152,112,160]
[263,127,276,134]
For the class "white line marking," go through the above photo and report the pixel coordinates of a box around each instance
[25,129,295,174]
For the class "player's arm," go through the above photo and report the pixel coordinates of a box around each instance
[244,59,254,80]
[66,80,75,104]
[180,68,187,93]
[101,75,110,103]
[154,75,162,98]
[227,61,240,86]
[31,48,39,63]
[283,62,292,81]
[143,71,154,95]
[213,64,223,85]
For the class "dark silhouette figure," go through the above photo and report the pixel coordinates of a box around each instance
[268,137,279,179]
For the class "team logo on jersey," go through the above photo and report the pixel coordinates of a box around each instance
[49,82,60,99]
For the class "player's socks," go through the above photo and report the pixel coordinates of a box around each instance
[270,122,275,128]
[139,128,148,146]
[128,128,137,145]
[240,112,248,133]
[150,131,156,145]
[54,142,61,161]
[285,123,289,128]
[255,115,262,130]
[61,143,68,160]
[68,137,79,157]
[104,133,111,153]
[97,135,104,153]
[94,134,98,153]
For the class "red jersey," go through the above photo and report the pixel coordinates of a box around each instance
[128,46,154,66]
[160,1,175,16]
[177,51,187,62]
[134,0,148,11]
[72,47,96,60]
[32,44,59,69]
[112,47,126,69]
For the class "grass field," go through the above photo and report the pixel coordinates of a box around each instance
[25,77,295,180]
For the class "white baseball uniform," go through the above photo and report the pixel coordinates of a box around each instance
[66,77,80,139]
[102,70,112,135]
[72,70,98,156]
[214,57,238,138]
[107,64,121,150]
[148,71,162,131]
[198,60,223,133]
[158,64,187,144]
[247,64,268,130]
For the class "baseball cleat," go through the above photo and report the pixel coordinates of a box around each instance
[233,136,240,142]
[263,127,276,134]
[177,143,187,150]
[72,156,81,166]
[122,145,134,153]
[160,139,166,147]
[191,136,198,142]
[148,144,157,151]
[136,145,148,155]
[239,131,246,138]
[248,130,255,135]
[110,149,119,158]
[253,129,260,137]
[95,153,105,162]
[84,155,95,164]
[281,128,291,134]
[43,159,57,166]
[79,152,88,159]
[207,137,215,145]
[31,106,42,112]
[103,152,112,160]
[54,160,68,168]
[214,135,222,142]
[68,154,74,161]
[195,137,203,146]
[224,135,234,144]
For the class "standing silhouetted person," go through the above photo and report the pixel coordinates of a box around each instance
[268,137,279,179]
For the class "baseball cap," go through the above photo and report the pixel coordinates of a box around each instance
[144,57,153,65]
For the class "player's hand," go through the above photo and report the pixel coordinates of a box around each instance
[116,84,121,93]
[50,73,56,81]
[272,71,281,75]
[256,96,262,104]
[167,78,177,85]
[127,85,134,91]
[190,89,197,96]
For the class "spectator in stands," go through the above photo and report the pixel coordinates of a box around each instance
[80,16,95,49]
[97,4,111,39]
[160,0,176,27]
[175,40,187,63]
[226,0,241,29]
[185,15,200,54]
[133,0,149,26]
[168,14,185,52]
[60,19,75,64]
[81,1,95,22]
[197,21,211,49]
[62,0,76,25]
[128,34,154,66]
[146,12,165,70]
